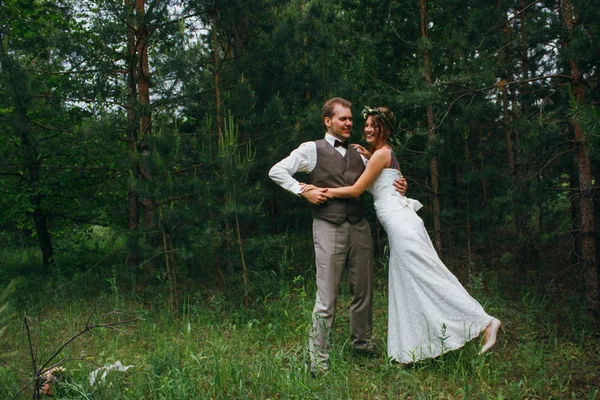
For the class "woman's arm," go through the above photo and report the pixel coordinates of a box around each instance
[327,148,390,198]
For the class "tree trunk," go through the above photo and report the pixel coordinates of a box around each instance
[478,124,488,205]
[569,158,581,266]
[0,45,54,266]
[21,128,54,266]
[519,0,531,117]
[211,2,223,147]
[498,2,515,175]
[510,85,520,156]
[233,178,249,307]
[125,0,140,266]
[563,0,598,313]
[464,130,472,277]
[136,0,151,138]
[136,0,155,230]
[420,0,442,254]
[125,0,155,269]
[500,84,514,174]
[499,0,533,284]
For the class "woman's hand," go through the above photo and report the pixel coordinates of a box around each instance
[351,144,372,159]
[299,183,332,205]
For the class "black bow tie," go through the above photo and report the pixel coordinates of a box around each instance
[334,140,348,148]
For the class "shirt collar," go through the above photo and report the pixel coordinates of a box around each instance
[324,132,345,147]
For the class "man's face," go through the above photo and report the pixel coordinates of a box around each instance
[324,104,353,141]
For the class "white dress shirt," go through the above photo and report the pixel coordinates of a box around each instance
[268,133,366,196]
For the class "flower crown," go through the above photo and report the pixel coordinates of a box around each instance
[361,106,393,129]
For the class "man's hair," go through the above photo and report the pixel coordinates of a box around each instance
[322,97,352,123]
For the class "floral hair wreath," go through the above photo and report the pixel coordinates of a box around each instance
[361,106,393,129]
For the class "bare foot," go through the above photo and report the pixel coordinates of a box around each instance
[480,318,501,354]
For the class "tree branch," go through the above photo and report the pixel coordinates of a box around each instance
[37,314,141,373]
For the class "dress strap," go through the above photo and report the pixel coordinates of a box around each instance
[390,150,400,171]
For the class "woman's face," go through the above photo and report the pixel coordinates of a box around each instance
[364,115,379,145]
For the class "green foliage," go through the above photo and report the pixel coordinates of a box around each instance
[0,0,599,332]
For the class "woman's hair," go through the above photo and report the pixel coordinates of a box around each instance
[364,106,396,151]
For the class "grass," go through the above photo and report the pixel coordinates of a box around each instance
[0,245,599,399]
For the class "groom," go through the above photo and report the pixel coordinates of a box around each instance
[269,97,406,373]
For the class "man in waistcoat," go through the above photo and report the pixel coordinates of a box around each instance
[268,97,407,374]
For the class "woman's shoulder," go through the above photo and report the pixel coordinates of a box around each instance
[373,146,392,155]
[368,147,392,168]
[372,146,392,160]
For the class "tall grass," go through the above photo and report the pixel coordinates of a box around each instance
[0,244,598,399]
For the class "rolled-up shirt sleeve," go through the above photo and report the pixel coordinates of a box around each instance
[268,141,316,196]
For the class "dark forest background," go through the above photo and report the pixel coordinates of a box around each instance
[1,0,599,398]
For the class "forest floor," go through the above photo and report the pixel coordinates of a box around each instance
[0,248,599,399]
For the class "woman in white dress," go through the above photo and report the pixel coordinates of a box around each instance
[303,106,501,363]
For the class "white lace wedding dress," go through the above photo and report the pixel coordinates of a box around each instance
[369,168,494,363]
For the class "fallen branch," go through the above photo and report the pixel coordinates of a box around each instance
[13,310,141,400]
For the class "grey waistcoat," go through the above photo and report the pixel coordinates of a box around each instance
[308,139,365,224]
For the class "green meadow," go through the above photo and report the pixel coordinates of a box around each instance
[1,243,598,399]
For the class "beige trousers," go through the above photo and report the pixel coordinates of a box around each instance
[309,217,373,371]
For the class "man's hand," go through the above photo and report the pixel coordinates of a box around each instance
[300,184,333,205]
[393,177,408,196]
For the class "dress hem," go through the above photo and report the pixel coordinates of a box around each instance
[388,317,495,364]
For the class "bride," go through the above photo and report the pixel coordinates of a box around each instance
[303,106,501,363]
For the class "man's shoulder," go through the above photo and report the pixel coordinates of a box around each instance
[295,140,318,150]
[308,138,326,149]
